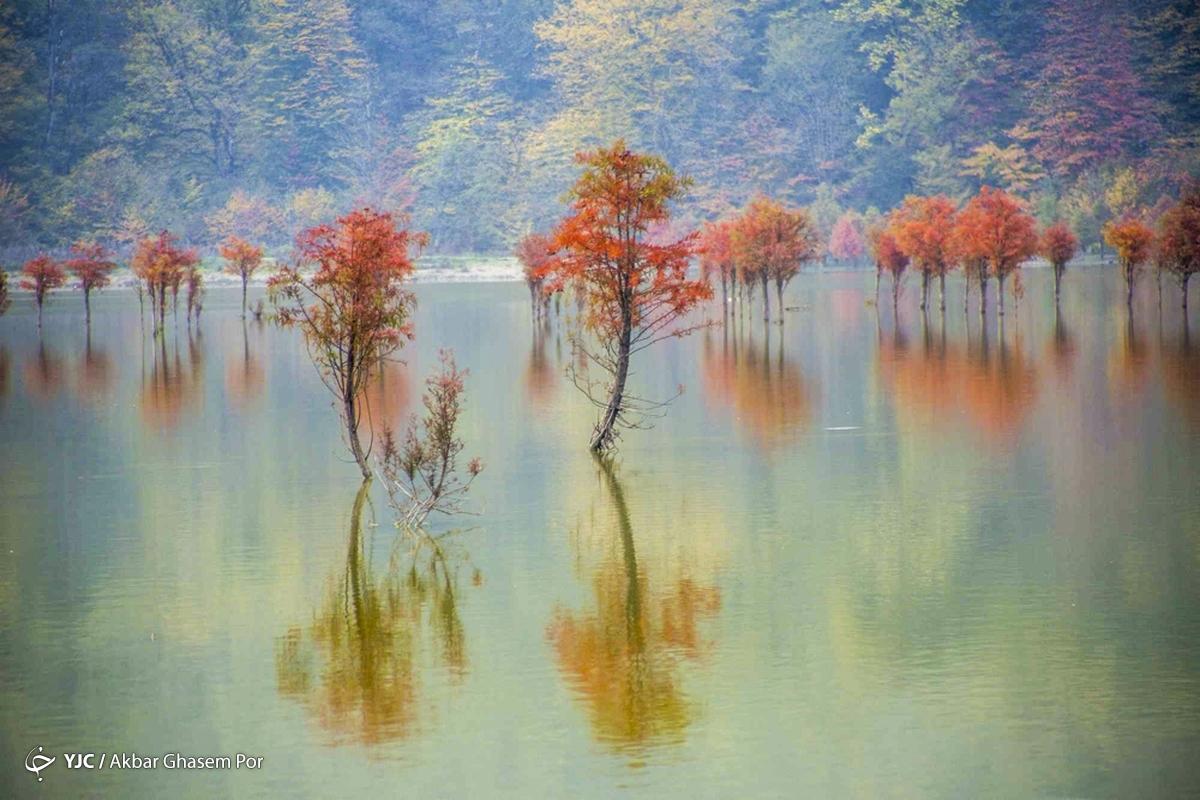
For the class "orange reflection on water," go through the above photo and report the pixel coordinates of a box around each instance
[75,336,114,403]
[224,327,264,409]
[523,325,557,407]
[23,342,66,401]
[877,320,1039,444]
[701,325,812,450]
[356,358,411,444]
[140,333,204,430]
[1106,317,1151,402]
[1159,323,1200,428]
[547,459,720,757]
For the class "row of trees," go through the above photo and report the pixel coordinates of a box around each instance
[867,185,1200,316]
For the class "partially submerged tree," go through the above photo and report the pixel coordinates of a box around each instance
[515,232,556,320]
[131,231,199,334]
[1103,216,1155,309]
[1039,222,1078,305]
[890,195,958,312]
[1156,191,1200,313]
[220,236,265,318]
[185,264,204,324]
[869,225,910,312]
[379,351,484,530]
[730,196,819,322]
[698,218,735,313]
[534,141,711,453]
[270,208,425,479]
[64,241,117,326]
[20,254,66,329]
[955,187,1038,316]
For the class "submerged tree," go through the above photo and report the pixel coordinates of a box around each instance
[698,218,735,312]
[220,236,265,318]
[730,196,820,322]
[1103,216,1155,310]
[20,254,66,329]
[270,208,425,479]
[955,187,1038,316]
[1039,222,1078,305]
[890,195,958,313]
[379,351,484,530]
[869,225,910,312]
[131,231,199,334]
[534,141,711,453]
[64,241,117,326]
[515,232,556,320]
[1156,191,1200,313]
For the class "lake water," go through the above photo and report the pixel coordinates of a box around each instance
[1,270,1198,798]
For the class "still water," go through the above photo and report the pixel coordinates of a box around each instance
[1,271,1198,798]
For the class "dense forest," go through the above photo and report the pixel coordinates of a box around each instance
[0,0,1196,257]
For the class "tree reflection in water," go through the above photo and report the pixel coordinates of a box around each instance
[547,457,720,759]
[877,316,1039,444]
[275,481,471,746]
[701,321,811,450]
[224,323,264,409]
[23,340,65,401]
[76,330,114,402]
[1160,318,1200,428]
[140,330,204,430]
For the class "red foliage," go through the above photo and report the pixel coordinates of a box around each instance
[1040,221,1078,301]
[828,213,865,263]
[20,254,66,325]
[515,232,557,317]
[867,223,910,308]
[698,218,735,305]
[131,231,199,331]
[220,235,265,317]
[729,196,819,320]
[534,141,710,452]
[269,207,425,477]
[890,195,959,311]
[1104,216,1155,307]
[64,241,117,324]
[1155,187,1200,310]
[955,187,1038,314]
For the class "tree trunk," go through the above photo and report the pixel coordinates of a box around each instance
[1054,264,1063,304]
[1183,274,1190,314]
[343,387,372,480]
[892,272,901,312]
[979,275,988,318]
[242,275,249,319]
[998,273,1007,316]
[761,274,770,322]
[920,270,929,312]
[875,269,880,302]
[36,299,43,330]
[938,272,946,312]
[590,314,632,453]
[720,274,728,315]
[84,288,91,326]
[775,279,784,323]
[1125,264,1134,310]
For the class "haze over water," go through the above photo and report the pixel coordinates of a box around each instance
[1,271,1198,798]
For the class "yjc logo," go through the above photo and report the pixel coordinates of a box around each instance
[25,746,55,782]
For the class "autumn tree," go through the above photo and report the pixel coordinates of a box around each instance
[220,236,265,318]
[1103,217,1155,310]
[828,211,865,265]
[868,225,910,312]
[534,141,711,453]
[131,231,198,334]
[269,208,425,479]
[64,241,117,326]
[1156,189,1200,312]
[185,263,204,324]
[20,254,66,329]
[890,195,959,313]
[1039,222,1078,305]
[698,218,735,312]
[515,232,556,320]
[955,187,1038,316]
[730,196,820,322]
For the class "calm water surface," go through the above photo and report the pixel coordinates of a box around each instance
[1,271,1198,798]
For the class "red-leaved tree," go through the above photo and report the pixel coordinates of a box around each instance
[698,218,735,312]
[270,208,426,479]
[1039,222,1078,305]
[868,224,910,312]
[955,187,1038,316]
[1103,216,1155,310]
[20,254,66,329]
[1156,189,1200,313]
[64,241,117,326]
[534,140,711,453]
[220,236,265,318]
[515,232,557,321]
[131,231,199,334]
[730,196,820,322]
[890,195,959,313]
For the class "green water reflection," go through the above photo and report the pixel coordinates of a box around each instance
[0,272,1197,797]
